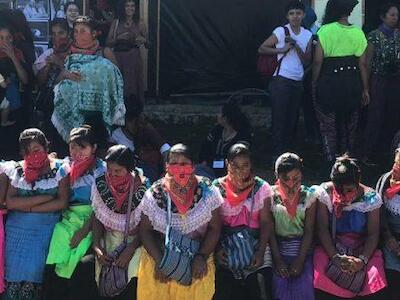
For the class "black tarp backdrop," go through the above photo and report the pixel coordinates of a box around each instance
[158,0,292,96]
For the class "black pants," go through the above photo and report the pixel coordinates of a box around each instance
[214,267,273,300]
[386,269,400,300]
[269,76,303,157]
[315,288,387,300]
[43,258,98,300]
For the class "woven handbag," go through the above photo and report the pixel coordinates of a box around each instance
[98,182,134,297]
[158,194,200,286]
[221,189,256,271]
[325,213,366,293]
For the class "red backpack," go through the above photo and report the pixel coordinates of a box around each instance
[257,26,291,78]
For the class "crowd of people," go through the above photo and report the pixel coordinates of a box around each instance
[0,0,399,299]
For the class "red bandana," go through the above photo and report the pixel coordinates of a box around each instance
[23,152,50,183]
[385,164,400,199]
[276,179,301,218]
[106,172,132,210]
[224,175,255,207]
[332,186,359,218]
[71,35,99,55]
[164,165,197,215]
[166,164,195,187]
[69,155,96,185]
[0,41,24,61]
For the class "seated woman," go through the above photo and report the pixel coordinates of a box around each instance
[92,145,150,300]
[376,148,400,300]
[198,102,252,179]
[137,143,223,300]
[4,128,69,300]
[269,153,318,300]
[314,155,387,299]
[213,143,273,300]
[52,15,124,142]
[34,18,72,125]
[110,96,171,183]
[45,125,106,299]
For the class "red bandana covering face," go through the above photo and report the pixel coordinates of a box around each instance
[276,179,301,218]
[71,32,99,55]
[224,172,255,207]
[332,186,359,218]
[23,151,50,183]
[0,41,24,61]
[106,172,132,210]
[69,155,95,185]
[164,164,197,214]
[385,164,400,200]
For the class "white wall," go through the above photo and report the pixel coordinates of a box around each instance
[313,0,365,28]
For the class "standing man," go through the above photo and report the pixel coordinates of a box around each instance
[259,0,312,161]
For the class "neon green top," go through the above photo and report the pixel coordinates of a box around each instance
[317,22,367,57]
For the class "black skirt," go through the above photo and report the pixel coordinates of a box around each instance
[316,56,362,114]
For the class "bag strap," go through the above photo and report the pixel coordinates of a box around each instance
[331,211,337,242]
[247,187,256,226]
[276,26,291,76]
[113,19,119,42]
[123,175,135,243]
[165,192,173,246]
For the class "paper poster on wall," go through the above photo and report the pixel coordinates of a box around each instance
[16,0,50,19]
[29,20,49,42]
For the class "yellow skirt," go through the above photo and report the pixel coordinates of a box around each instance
[137,249,215,300]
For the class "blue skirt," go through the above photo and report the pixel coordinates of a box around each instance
[273,238,315,300]
[5,212,60,283]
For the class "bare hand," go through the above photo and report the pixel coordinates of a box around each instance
[347,256,364,273]
[117,32,133,40]
[284,36,296,45]
[192,255,208,279]
[281,42,294,53]
[288,257,305,277]
[154,265,171,283]
[70,228,87,248]
[135,36,146,46]
[275,258,289,278]
[93,245,113,266]
[62,70,82,81]
[362,89,370,106]
[0,42,16,60]
[250,250,264,270]
[114,247,135,269]
[46,54,64,67]
[385,236,400,256]
[216,248,228,266]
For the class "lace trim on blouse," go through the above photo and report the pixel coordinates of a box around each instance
[137,177,223,235]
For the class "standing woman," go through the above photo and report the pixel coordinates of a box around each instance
[64,2,80,31]
[138,143,223,300]
[313,155,387,299]
[52,16,124,143]
[45,125,106,299]
[92,145,150,299]
[4,128,69,300]
[269,153,318,300]
[363,3,400,163]
[213,143,273,300]
[376,148,400,300]
[106,0,147,104]
[312,0,369,165]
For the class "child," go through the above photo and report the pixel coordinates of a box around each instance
[0,73,15,127]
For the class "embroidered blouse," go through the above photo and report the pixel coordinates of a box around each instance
[213,176,271,229]
[368,29,400,76]
[319,182,382,234]
[377,171,400,234]
[60,157,106,205]
[271,185,320,237]
[92,168,151,232]
[137,176,223,238]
